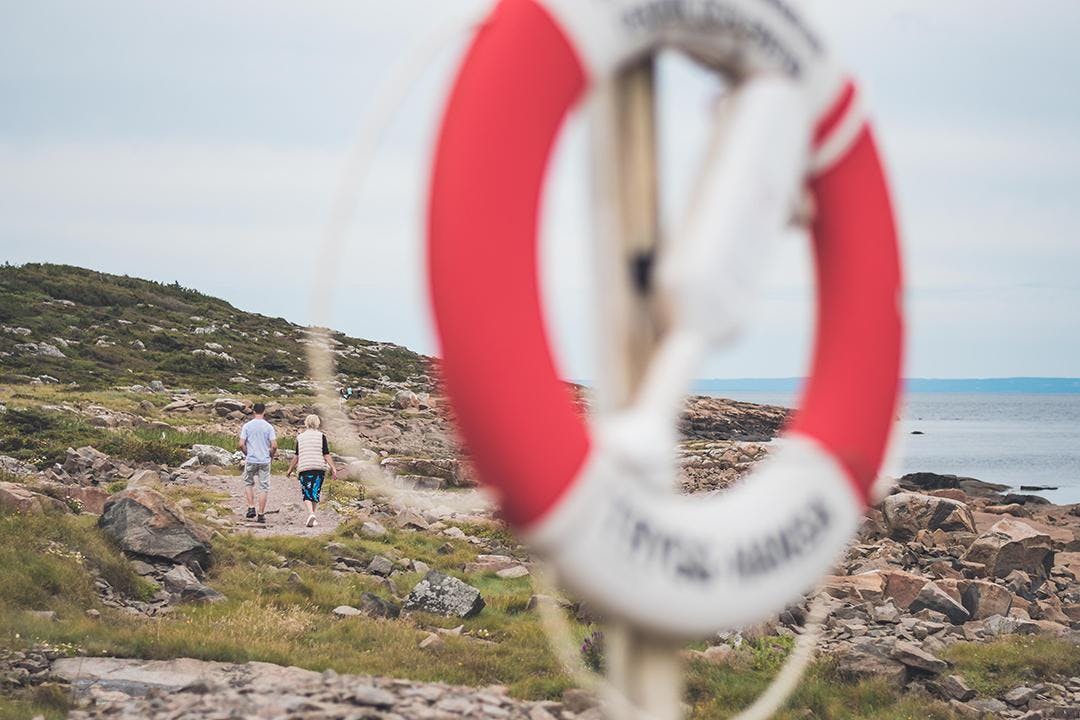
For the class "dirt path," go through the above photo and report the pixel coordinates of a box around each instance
[218,472,342,538]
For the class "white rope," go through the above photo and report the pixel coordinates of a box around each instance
[305,10,833,719]
[306,5,497,516]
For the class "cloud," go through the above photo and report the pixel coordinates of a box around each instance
[1,1,1078,378]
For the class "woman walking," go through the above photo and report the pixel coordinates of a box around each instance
[286,414,338,527]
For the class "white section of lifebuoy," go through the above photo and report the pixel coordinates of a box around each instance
[525,434,861,636]
[811,90,866,174]
[540,0,847,119]
[429,0,903,638]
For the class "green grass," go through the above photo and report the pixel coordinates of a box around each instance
[0,508,575,698]
[0,504,1029,717]
[944,635,1080,697]
[0,511,153,612]
[682,639,961,720]
[0,685,71,720]
[0,403,245,469]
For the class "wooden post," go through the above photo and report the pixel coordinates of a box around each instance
[590,57,684,720]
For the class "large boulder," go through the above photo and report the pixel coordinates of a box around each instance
[403,571,485,618]
[890,641,948,674]
[881,492,976,541]
[829,640,907,689]
[880,569,929,609]
[357,592,401,619]
[99,488,212,568]
[962,519,1054,583]
[391,390,421,410]
[190,445,241,467]
[959,579,1014,620]
[0,482,68,515]
[212,398,249,416]
[909,581,971,624]
[162,565,225,604]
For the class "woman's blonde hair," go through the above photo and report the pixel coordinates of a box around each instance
[304,414,321,429]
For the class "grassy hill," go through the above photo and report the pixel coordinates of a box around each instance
[0,263,428,392]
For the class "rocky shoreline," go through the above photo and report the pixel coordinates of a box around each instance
[2,382,1080,719]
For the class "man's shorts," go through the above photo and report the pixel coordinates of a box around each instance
[242,463,271,493]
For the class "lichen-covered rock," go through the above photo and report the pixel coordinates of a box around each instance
[98,487,212,568]
[189,445,241,467]
[404,571,484,618]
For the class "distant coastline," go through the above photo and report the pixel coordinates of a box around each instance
[693,377,1080,394]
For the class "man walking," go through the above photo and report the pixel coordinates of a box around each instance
[239,402,277,524]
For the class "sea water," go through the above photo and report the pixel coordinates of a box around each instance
[705,391,1080,505]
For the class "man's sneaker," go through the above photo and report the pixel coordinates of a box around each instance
[246,507,256,519]
[306,514,317,528]
[256,514,266,524]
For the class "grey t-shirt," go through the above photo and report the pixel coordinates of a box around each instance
[240,418,276,464]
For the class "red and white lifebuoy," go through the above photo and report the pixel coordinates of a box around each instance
[428,0,902,637]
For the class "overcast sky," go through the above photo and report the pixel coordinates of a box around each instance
[2,1,1078,380]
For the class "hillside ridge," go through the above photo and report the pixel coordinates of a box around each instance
[0,262,428,392]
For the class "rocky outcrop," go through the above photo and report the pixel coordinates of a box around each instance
[380,457,475,488]
[0,455,36,477]
[14,341,66,358]
[63,446,118,483]
[963,519,1054,583]
[52,656,561,719]
[679,396,788,442]
[404,571,485,618]
[881,492,976,541]
[678,441,769,494]
[0,481,68,515]
[898,472,1008,499]
[30,483,109,514]
[98,488,212,568]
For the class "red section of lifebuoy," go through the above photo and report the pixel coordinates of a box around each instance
[792,127,903,503]
[429,0,902,525]
[428,0,590,526]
